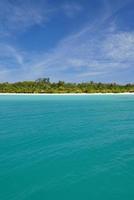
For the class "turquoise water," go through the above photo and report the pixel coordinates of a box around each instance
[0,95,134,200]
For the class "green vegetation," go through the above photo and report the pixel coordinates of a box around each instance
[0,78,134,93]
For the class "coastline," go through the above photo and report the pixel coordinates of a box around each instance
[0,93,134,95]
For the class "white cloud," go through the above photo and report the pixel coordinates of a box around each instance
[0,0,52,36]
[77,71,106,77]
[103,32,134,62]
[62,2,83,18]
[1,26,133,82]
[0,44,24,66]
[25,27,134,82]
[0,0,133,83]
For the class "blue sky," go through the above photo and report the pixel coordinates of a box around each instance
[0,0,134,83]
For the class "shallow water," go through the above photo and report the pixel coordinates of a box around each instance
[0,95,134,200]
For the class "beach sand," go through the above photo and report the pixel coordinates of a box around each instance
[0,93,134,95]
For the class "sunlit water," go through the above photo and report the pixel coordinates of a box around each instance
[0,95,134,200]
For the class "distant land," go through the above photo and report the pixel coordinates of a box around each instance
[0,78,134,93]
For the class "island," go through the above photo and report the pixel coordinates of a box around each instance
[0,78,134,93]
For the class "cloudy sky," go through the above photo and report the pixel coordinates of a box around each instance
[0,0,134,83]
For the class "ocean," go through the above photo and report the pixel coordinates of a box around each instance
[0,95,134,200]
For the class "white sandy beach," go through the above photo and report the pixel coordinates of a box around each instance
[0,93,134,95]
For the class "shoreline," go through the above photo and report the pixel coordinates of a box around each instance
[0,93,134,95]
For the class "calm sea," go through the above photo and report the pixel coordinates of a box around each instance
[0,95,134,200]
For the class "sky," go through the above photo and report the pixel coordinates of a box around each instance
[0,0,134,83]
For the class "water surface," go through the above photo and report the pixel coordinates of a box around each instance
[0,95,134,200]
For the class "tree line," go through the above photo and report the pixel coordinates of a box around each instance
[0,78,134,93]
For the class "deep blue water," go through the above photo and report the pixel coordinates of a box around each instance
[0,95,134,200]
